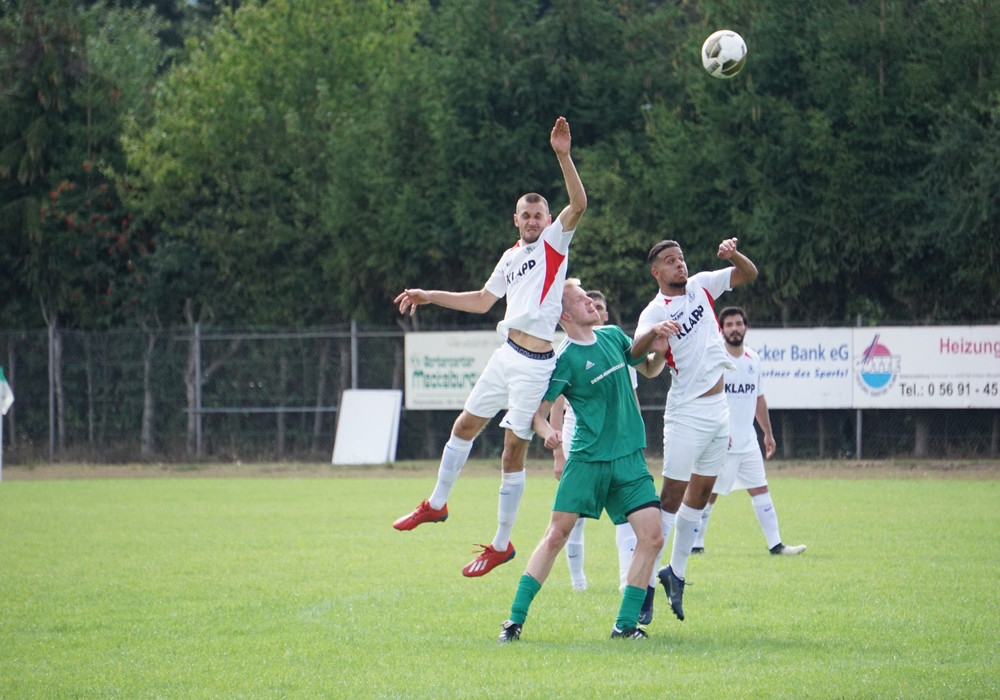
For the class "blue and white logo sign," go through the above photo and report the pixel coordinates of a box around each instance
[855,334,901,397]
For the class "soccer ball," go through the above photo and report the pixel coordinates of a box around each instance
[701,30,747,79]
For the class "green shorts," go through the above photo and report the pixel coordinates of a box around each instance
[552,449,660,526]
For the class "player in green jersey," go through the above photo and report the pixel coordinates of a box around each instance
[497,280,681,642]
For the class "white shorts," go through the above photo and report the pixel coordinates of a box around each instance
[464,340,556,440]
[713,447,768,495]
[662,392,730,481]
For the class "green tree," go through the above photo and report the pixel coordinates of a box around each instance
[589,0,1000,325]
[326,0,692,327]
[0,1,166,330]
[0,0,84,328]
[124,0,418,327]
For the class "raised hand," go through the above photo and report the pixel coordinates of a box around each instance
[717,237,739,260]
[550,116,572,156]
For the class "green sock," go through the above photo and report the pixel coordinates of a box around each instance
[510,574,542,625]
[615,585,646,631]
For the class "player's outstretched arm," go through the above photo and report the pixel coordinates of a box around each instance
[550,116,587,232]
[717,237,758,288]
[395,288,499,316]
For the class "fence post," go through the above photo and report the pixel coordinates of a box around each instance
[48,320,55,462]
[195,322,203,459]
[855,313,863,460]
[855,410,863,461]
[351,321,359,390]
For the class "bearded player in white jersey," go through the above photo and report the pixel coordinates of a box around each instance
[392,117,587,578]
[691,306,806,557]
[630,238,758,621]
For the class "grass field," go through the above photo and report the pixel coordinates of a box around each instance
[1,461,998,698]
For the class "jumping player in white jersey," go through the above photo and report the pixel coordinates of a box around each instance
[392,117,587,578]
[691,306,806,556]
[631,238,758,621]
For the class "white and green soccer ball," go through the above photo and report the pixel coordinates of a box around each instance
[701,30,747,79]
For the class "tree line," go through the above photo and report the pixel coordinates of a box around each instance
[3,0,999,342]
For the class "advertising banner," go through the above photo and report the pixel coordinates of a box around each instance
[852,326,1000,408]
[404,331,502,410]
[744,328,854,409]
[402,326,1000,411]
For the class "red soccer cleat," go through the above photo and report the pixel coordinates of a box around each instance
[393,500,448,531]
[462,542,515,577]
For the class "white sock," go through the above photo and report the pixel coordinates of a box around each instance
[616,522,637,590]
[670,504,704,580]
[694,502,714,549]
[428,434,473,509]
[752,492,782,550]
[492,470,525,551]
[650,510,676,587]
[566,518,586,586]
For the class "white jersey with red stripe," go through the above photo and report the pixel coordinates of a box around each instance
[485,217,574,342]
[635,268,735,407]
[725,346,765,453]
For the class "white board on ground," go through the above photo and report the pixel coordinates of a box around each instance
[332,389,402,465]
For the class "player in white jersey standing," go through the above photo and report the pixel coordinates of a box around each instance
[631,238,758,621]
[690,306,806,556]
[392,117,587,578]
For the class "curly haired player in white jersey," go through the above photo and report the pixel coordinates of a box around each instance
[690,306,806,557]
[392,117,587,578]
[631,238,758,621]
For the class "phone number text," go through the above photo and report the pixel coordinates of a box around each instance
[898,381,999,398]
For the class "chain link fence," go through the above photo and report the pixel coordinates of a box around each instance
[2,325,998,464]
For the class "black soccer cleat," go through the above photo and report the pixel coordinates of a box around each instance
[770,542,807,556]
[610,625,649,640]
[658,565,686,621]
[498,620,522,644]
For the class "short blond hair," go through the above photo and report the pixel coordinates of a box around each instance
[562,278,583,312]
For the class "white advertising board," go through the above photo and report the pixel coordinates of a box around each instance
[404,331,503,410]
[402,326,1000,411]
[403,330,568,410]
[744,328,854,409]
[851,326,1000,408]
[332,389,402,464]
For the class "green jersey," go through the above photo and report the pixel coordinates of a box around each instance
[543,326,647,462]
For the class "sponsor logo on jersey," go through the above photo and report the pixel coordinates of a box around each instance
[505,258,537,285]
[590,361,626,384]
[675,305,706,340]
